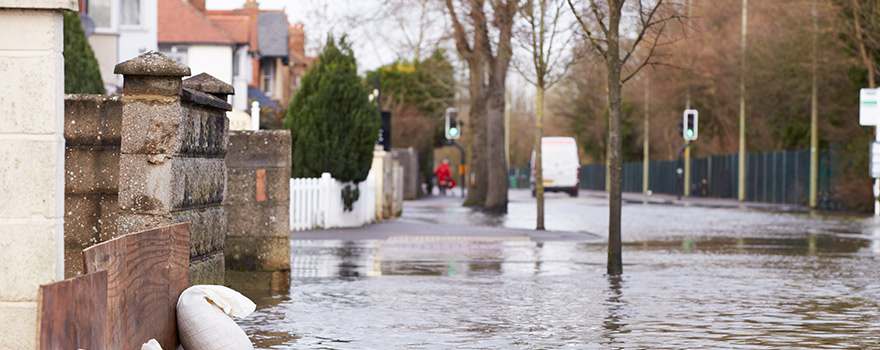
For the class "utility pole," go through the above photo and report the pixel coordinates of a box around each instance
[683,0,693,197]
[505,90,510,169]
[643,76,650,194]
[738,0,748,201]
[809,0,819,208]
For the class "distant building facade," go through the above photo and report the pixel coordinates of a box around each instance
[79,0,159,93]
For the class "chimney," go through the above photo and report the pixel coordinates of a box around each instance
[189,0,206,12]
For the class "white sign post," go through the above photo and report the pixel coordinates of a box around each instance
[861,88,880,126]
[861,88,880,215]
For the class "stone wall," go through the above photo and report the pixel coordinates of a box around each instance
[61,54,236,286]
[225,130,291,291]
[391,147,420,200]
[63,95,121,278]
[112,53,230,285]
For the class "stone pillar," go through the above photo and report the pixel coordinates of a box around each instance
[225,130,291,292]
[0,1,73,348]
[114,54,230,285]
[370,147,394,220]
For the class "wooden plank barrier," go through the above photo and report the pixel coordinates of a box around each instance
[37,270,108,350]
[82,223,190,350]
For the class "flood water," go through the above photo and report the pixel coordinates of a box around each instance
[237,195,880,349]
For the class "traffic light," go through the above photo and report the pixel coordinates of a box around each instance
[445,107,460,140]
[683,109,698,141]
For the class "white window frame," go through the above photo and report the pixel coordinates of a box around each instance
[119,0,146,30]
[90,0,120,34]
[263,60,275,95]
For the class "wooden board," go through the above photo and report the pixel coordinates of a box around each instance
[83,222,190,350]
[37,270,108,350]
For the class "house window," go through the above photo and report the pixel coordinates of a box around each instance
[263,61,275,95]
[233,51,240,78]
[121,0,140,26]
[88,0,112,28]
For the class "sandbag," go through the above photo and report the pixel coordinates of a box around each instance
[141,339,163,350]
[176,285,256,350]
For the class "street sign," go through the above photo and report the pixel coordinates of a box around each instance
[860,88,880,126]
[871,142,880,178]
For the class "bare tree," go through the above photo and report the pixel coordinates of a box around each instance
[515,0,577,229]
[838,0,880,88]
[446,0,519,212]
[567,0,680,275]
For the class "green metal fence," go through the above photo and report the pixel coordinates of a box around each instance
[578,149,839,208]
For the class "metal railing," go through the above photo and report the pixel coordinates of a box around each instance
[577,149,839,208]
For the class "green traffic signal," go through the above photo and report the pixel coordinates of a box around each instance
[449,127,458,137]
[686,129,694,138]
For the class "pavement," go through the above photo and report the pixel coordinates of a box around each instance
[289,210,600,242]
[290,188,832,243]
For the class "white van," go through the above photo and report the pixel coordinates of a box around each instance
[530,137,580,197]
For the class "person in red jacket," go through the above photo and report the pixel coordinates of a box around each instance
[434,159,454,195]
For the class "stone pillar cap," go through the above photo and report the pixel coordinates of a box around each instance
[183,73,235,96]
[114,51,191,77]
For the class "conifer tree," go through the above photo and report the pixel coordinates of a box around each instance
[284,36,380,183]
[63,11,105,94]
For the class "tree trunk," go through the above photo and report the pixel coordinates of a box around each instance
[464,60,488,207]
[485,78,509,213]
[606,0,623,276]
[536,84,545,230]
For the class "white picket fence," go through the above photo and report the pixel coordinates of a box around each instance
[290,172,376,231]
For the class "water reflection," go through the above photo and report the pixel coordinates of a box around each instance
[601,275,627,349]
[239,229,880,349]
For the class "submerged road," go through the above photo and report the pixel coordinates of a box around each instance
[239,189,880,349]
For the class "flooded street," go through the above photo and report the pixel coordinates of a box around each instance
[238,190,880,349]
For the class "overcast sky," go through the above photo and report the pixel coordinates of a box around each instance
[206,0,411,71]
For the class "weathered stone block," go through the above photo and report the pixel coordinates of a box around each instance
[116,213,174,238]
[0,138,63,218]
[118,153,174,214]
[64,194,117,278]
[179,105,229,156]
[182,88,232,112]
[97,194,119,241]
[226,202,289,238]
[226,130,291,168]
[226,167,289,204]
[225,235,290,271]
[64,94,122,147]
[64,195,100,248]
[225,270,290,293]
[189,252,225,286]
[0,301,37,350]
[183,72,234,101]
[171,157,226,208]
[122,75,183,96]
[65,147,119,195]
[171,207,226,258]
[0,52,59,134]
[120,99,183,155]
[0,222,57,301]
